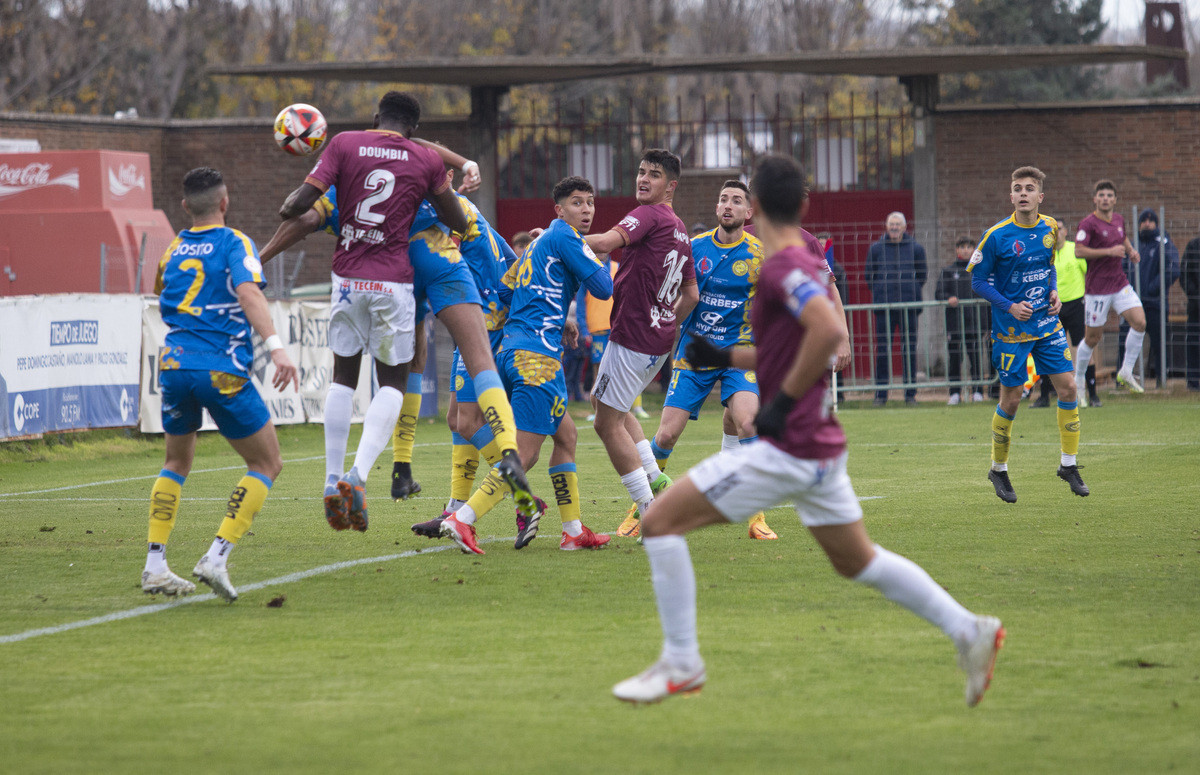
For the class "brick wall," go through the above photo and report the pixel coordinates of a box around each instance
[936,99,1200,315]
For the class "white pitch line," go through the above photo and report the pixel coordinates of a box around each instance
[0,540,473,645]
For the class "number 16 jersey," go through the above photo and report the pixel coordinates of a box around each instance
[609,202,696,356]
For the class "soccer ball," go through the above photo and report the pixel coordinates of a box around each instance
[273,103,328,156]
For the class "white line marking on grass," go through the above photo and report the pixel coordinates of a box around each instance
[0,538,492,645]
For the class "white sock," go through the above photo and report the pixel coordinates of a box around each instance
[636,439,659,478]
[446,498,467,513]
[454,504,477,525]
[350,386,404,482]
[854,545,978,646]
[643,534,702,670]
[145,543,167,574]
[324,383,355,481]
[621,469,655,515]
[1121,329,1145,373]
[721,433,740,453]
[1061,453,1077,467]
[990,461,1007,472]
[204,537,233,569]
[1074,342,1093,389]
[562,519,582,537]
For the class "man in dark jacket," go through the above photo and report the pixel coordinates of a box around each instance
[866,212,927,405]
[1121,209,1180,380]
[1182,234,1200,390]
[936,237,985,404]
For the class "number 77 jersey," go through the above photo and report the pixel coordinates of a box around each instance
[303,128,450,284]
[609,202,696,357]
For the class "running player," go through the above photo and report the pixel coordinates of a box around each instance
[638,179,777,540]
[969,167,1088,503]
[1072,179,1147,397]
[430,177,614,553]
[141,167,299,602]
[611,153,1004,707]
[584,149,698,533]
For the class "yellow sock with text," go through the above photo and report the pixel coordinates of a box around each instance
[147,469,185,545]
[216,472,272,545]
[1057,400,1080,457]
[474,370,519,456]
[991,407,1014,466]
[450,434,480,502]
[548,464,581,525]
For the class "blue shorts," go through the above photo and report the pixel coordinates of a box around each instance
[410,229,482,316]
[496,348,568,436]
[665,366,759,420]
[160,369,271,439]
[992,326,1073,387]
[590,331,609,363]
[451,329,505,402]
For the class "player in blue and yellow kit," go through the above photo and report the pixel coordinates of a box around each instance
[969,166,1087,503]
[435,176,615,554]
[142,167,299,602]
[623,181,778,540]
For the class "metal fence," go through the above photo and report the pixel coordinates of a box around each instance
[497,92,912,198]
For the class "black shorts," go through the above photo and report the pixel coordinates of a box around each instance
[1058,297,1085,346]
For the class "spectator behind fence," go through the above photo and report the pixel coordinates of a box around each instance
[1183,233,1200,391]
[936,237,984,405]
[1119,209,1180,381]
[866,212,927,406]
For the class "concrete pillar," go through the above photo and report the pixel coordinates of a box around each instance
[468,85,508,225]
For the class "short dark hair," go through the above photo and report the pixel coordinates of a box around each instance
[553,175,594,204]
[511,231,533,249]
[182,167,225,217]
[749,154,807,225]
[1094,178,1116,195]
[955,236,975,249]
[640,148,682,180]
[720,179,750,195]
[378,91,421,129]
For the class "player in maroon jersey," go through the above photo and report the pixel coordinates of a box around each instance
[611,154,1004,709]
[1072,179,1147,397]
[583,149,699,536]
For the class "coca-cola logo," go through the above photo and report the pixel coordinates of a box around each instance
[0,162,80,199]
[108,163,145,198]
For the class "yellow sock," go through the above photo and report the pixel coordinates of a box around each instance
[451,440,480,502]
[392,391,422,464]
[1058,402,1080,456]
[480,439,503,466]
[633,394,644,410]
[476,376,519,455]
[216,472,271,545]
[991,408,1014,465]
[147,470,185,545]
[463,467,509,519]
[548,465,581,524]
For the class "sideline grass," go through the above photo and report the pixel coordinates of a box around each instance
[2,396,1198,773]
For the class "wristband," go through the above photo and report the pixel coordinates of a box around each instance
[264,334,284,352]
[461,160,479,176]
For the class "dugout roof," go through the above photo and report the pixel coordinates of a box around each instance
[208,45,1187,87]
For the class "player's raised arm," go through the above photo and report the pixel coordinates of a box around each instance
[585,228,628,255]
[260,207,323,264]
[411,138,480,192]
[280,182,324,220]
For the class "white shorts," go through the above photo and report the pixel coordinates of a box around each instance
[329,272,416,366]
[688,443,862,528]
[1084,285,1141,328]
[591,340,670,413]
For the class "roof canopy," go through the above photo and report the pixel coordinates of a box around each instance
[208,46,1187,88]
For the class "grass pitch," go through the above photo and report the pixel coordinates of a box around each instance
[1,393,1198,774]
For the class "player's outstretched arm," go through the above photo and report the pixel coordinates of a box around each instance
[236,281,299,392]
[585,228,627,256]
[430,186,468,234]
[280,182,323,220]
[411,138,480,192]
[259,208,323,264]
